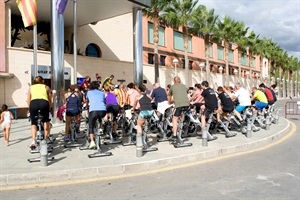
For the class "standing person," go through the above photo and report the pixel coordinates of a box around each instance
[26,76,52,149]
[96,75,102,88]
[64,85,81,142]
[196,81,218,138]
[167,76,190,141]
[85,81,107,149]
[0,104,14,146]
[231,82,251,122]
[80,76,91,91]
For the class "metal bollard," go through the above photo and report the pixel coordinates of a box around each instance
[40,140,48,167]
[136,134,143,157]
[246,118,252,138]
[202,127,208,147]
[265,115,271,130]
[274,110,279,124]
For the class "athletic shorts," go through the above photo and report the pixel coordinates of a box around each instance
[29,99,50,125]
[139,110,154,119]
[173,106,189,117]
[88,110,106,134]
[106,105,120,121]
[255,101,268,110]
[235,105,246,113]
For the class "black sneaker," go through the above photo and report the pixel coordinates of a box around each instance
[170,135,177,144]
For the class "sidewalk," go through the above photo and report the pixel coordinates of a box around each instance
[0,117,291,186]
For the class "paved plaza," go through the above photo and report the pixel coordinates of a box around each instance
[0,117,291,186]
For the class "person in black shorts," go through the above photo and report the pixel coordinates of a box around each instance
[196,81,218,134]
[167,76,190,140]
[216,86,235,123]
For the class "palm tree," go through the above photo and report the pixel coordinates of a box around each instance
[287,56,298,97]
[246,30,260,84]
[11,14,26,47]
[214,16,241,85]
[143,0,170,83]
[232,22,249,80]
[258,38,274,83]
[161,0,199,85]
[189,4,219,81]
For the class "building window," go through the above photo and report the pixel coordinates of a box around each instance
[241,54,248,66]
[173,31,192,52]
[85,43,101,57]
[148,53,154,64]
[160,55,166,66]
[217,45,224,60]
[189,61,193,69]
[148,22,165,46]
[181,59,185,69]
[228,49,234,63]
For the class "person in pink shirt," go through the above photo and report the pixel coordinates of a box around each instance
[190,83,205,115]
[126,82,140,109]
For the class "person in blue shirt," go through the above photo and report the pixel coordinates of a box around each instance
[85,81,107,149]
[151,82,168,109]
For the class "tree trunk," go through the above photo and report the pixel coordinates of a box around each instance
[153,14,160,83]
[224,40,229,86]
[183,26,189,86]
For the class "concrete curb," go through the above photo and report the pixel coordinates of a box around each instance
[0,118,292,187]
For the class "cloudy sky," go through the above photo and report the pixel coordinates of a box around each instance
[199,0,300,60]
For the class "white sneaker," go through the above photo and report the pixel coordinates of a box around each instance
[89,140,96,149]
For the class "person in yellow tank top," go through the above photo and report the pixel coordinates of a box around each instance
[251,87,268,111]
[26,76,52,149]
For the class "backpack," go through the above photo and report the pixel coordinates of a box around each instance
[66,93,80,115]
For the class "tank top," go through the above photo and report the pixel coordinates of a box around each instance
[138,94,152,111]
[66,92,80,114]
[30,84,48,101]
[106,92,118,105]
[1,111,11,124]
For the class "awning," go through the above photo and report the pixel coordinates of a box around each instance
[6,0,151,27]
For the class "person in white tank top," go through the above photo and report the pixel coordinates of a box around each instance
[0,104,14,146]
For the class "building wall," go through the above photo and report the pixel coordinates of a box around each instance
[142,17,262,77]
[0,0,5,72]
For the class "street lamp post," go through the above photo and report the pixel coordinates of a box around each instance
[173,58,178,76]
[255,73,260,87]
[218,66,224,86]
[233,69,238,83]
[199,62,205,81]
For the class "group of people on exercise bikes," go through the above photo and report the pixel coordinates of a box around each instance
[27,74,277,153]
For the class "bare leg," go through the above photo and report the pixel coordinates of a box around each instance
[31,125,37,142]
[43,121,50,138]
[172,116,178,137]
[234,110,242,121]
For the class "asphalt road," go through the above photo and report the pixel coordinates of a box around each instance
[2,99,300,200]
